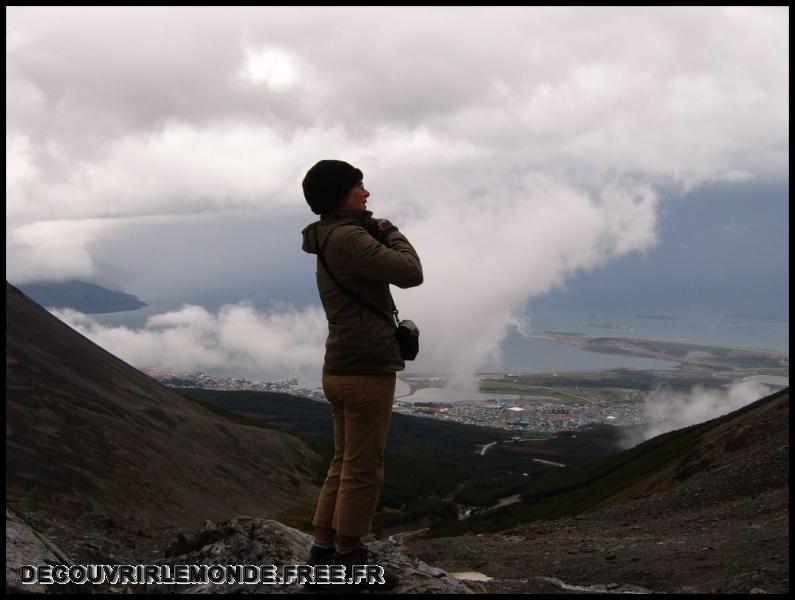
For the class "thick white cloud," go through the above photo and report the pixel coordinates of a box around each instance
[52,302,328,384]
[7,8,787,204]
[8,218,117,282]
[395,176,659,377]
[6,6,789,378]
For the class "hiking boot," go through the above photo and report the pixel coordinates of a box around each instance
[302,544,337,592]
[333,544,400,591]
[305,543,336,566]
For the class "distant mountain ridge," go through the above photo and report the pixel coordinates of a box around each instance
[15,279,147,313]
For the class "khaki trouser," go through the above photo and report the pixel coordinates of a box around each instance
[312,372,397,538]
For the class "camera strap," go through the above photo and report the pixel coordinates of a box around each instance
[316,226,400,329]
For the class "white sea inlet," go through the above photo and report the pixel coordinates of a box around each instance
[742,375,789,387]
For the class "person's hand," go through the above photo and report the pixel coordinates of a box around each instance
[360,214,380,238]
[373,218,399,243]
[361,215,398,242]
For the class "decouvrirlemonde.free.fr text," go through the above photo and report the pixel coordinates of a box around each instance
[21,564,385,585]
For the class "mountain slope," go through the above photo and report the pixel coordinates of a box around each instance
[408,388,789,593]
[5,282,323,563]
[424,387,788,536]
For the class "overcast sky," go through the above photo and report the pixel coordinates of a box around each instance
[6,7,789,384]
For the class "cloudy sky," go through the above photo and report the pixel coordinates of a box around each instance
[6,6,789,385]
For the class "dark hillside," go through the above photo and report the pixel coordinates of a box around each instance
[408,388,788,592]
[424,388,788,536]
[5,282,323,564]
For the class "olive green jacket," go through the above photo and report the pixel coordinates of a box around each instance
[301,208,423,375]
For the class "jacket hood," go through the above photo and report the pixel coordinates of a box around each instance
[301,208,373,255]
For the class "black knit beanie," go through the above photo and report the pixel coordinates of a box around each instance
[302,160,363,215]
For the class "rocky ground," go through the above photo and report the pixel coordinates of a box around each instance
[7,515,478,595]
[11,494,787,595]
[8,466,789,595]
[408,486,788,594]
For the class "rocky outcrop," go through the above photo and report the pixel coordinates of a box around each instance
[154,517,480,594]
[6,512,479,594]
[5,508,88,594]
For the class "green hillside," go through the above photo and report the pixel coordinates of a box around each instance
[178,388,628,533]
[422,388,789,537]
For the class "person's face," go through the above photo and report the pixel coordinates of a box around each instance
[339,181,370,211]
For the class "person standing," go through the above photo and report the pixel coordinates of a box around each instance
[300,159,423,589]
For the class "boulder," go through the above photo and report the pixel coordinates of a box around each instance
[5,508,89,594]
[156,517,480,594]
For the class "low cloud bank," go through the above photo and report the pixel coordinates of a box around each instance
[621,379,773,448]
[52,302,328,387]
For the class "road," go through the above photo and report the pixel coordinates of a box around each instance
[480,441,498,456]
